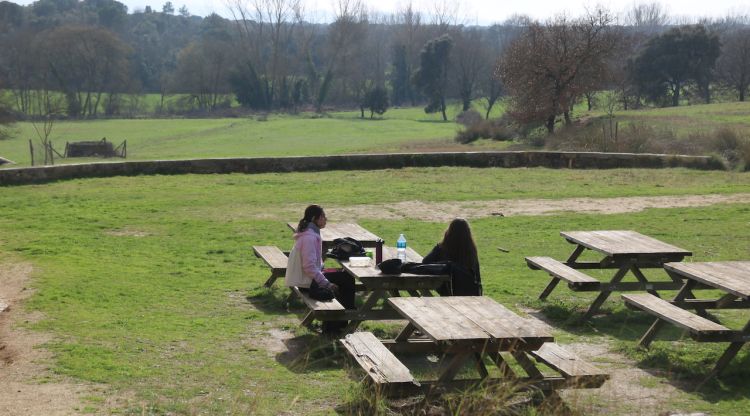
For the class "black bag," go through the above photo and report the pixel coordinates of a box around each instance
[377,258,403,274]
[326,237,366,260]
[308,281,335,301]
[400,261,451,275]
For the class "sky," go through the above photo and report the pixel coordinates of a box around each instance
[10,0,750,25]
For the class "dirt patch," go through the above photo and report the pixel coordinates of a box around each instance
[519,307,691,415]
[0,262,124,415]
[327,193,750,222]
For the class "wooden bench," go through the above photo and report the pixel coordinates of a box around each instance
[526,256,601,299]
[530,342,609,388]
[622,293,734,344]
[340,331,419,396]
[253,246,288,287]
[291,286,346,329]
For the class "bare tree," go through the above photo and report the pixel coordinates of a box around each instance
[499,9,620,133]
[452,28,488,112]
[174,39,234,111]
[625,2,670,34]
[717,27,750,101]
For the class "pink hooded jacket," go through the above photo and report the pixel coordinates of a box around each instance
[292,227,331,288]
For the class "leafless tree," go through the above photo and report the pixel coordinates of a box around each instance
[174,39,234,111]
[624,2,670,34]
[499,9,620,133]
[717,27,750,101]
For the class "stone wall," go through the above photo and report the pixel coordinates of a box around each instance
[0,151,725,186]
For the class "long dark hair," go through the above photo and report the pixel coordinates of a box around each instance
[439,218,478,271]
[297,204,324,232]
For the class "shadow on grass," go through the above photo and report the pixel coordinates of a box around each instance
[532,299,750,401]
[274,333,349,374]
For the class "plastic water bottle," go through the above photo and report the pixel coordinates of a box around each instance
[397,234,407,261]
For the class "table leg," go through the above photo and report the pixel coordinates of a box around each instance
[395,322,416,342]
[639,280,698,348]
[704,319,750,383]
[473,352,489,379]
[488,351,517,379]
[511,351,544,378]
[631,266,659,297]
[566,245,585,263]
[538,278,560,301]
[344,289,387,332]
[419,289,434,297]
[437,351,472,383]
[582,263,630,320]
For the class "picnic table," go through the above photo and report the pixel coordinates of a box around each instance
[285,222,383,251]
[623,261,750,382]
[341,296,608,399]
[527,230,692,319]
[338,246,448,332]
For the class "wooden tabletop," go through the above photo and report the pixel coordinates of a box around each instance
[286,222,382,245]
[561,230,691,259]
[665,261,750,299]
[388,296,553,344]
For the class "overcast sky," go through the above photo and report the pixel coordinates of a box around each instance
[11,0,750,25]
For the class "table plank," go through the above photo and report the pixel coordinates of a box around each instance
[441,297,552,342]
[388,297,490,343]
[665,262,750,299]
[286,222,382,245]
[561,230,691,258]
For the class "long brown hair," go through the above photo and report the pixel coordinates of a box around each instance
[439,218,478,271]
[297,204,324,232]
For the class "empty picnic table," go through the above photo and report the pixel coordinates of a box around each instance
[527,230,692,319]
[624,261,750,382]
[341,296,608,399]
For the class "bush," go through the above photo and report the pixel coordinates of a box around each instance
[707,127,750,169]
[456,109,483,127]
[455,114,517,144]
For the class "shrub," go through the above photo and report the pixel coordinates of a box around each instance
[455,114,517,144]
[707,127,750,169]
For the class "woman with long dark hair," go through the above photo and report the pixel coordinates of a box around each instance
[284,204,355,335]
[423,218,482,296]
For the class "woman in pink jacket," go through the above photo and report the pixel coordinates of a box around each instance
[285,204,355,335]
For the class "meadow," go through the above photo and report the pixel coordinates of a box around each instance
[1,167,750,415]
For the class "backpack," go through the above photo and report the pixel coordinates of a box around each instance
[326,237,366,260]
[439,262,482,296]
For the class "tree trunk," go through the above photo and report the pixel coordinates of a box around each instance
[564,111,572,125]
[440,97,447,121]
[546,115,555,133]
[739,88,745,102]
[360,106,365,118]
[672,82,680,107]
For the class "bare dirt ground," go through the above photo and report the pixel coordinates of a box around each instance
[327,193,750,222]
[3,193,746,415]
[0,262,91,415]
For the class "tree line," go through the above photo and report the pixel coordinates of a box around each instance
[0,0,749,134]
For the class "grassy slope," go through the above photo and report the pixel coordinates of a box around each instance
[1,167,749,414]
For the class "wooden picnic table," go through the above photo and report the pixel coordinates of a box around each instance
[340,296,608,398]
[625,261,750,382]
[286,222,383,250]
[339,247,449,331]
[528,230,692,319]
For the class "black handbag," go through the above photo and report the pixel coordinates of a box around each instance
[326,237,366,260]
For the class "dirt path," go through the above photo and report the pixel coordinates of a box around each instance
[327,193,750,222]
[0,262,101,415]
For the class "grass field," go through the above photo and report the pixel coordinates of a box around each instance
[2,101,749,169]
[1,167,750,414]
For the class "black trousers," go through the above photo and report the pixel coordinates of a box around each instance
[312,271,355,333]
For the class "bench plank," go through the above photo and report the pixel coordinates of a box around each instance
[291,286,344,312]
[623,293,732,340]
[531,343,608,383]
[341,332,416,385]
[526,256,600,288]
[253,246,288,287]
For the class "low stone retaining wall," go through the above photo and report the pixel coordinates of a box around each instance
[0,151,724,186]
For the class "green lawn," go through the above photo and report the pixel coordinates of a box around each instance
[1,167,750,414]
